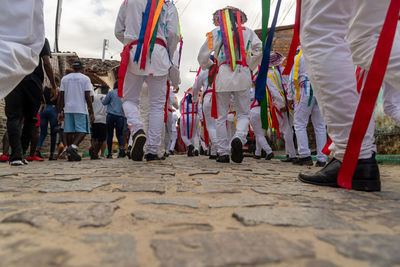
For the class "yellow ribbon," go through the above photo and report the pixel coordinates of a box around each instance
[294,49,302,103]
[225,9,236,71]
[206,32,213,50]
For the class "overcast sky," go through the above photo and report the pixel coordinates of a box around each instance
[44,0,295,99]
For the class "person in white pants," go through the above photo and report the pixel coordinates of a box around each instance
[0,0,45,100]
[198,6,262,163]
[289,50,327,167]
[179,88,200,156]
[164,90,179,156]
[383,83,400,125]
[115,0,180,162]
[193,69,219,159]
[297,0,400,191]
[266,52,296,162]
[249,88,274,160]
[169,113,178,154]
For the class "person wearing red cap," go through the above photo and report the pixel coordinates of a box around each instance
[198,6,262,163]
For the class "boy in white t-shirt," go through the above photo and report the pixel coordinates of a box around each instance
[58,60,94,161]
[90,85,109,160]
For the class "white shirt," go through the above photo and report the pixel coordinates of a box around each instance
[0,0,44,100]
[115,0,180,77]
[60,72,93,114]
[198,26,262,92]
[93,94,107,124]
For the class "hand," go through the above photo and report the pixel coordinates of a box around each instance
[40,104,46,112]
[90,113,95,124]
[57,112,64,122]
[172,87,179,94]
[280,107,287,113]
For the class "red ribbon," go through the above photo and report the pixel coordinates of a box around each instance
[203,111,210,147]
[282,0,301,75]
[338,0,400,190]
[248,125,254,141]
[322,137,332,156]
[117,43,134,97]
[237,11,248,67]
[140,0,158,70]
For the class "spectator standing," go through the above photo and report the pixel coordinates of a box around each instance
[102,82,126,158]
[58,60,94,162]
[37,77,61,160]
[90,86,109,160]
[5,38,57,166]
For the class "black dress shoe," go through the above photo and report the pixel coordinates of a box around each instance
[266,152,274,160]
[298,155,381,192]
[315,161,326,167]
[145,153,161,162]
[131,129,146,161]
[261,149,267,158]
[187,145,194,157]
[216,155,230,163]
[293,156,313,166]
[253,155,262,160]
[169,150,174,155]
[281,156,297,163]
[194,150,199,156]
[231,138,243,163]
[209,154,217,160]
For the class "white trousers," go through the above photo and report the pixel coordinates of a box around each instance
[277,112,296,158]
[383,82,400,125]
[294,96,327,162]
[0,0,44,100]
[122,72,167,154]
[216,90,249,156]
[202,93,217,156]
[180,112,199,150]
[250,106,273,155]
[169,130,177,151]
[164,111,173,152]
[299,0,400,160]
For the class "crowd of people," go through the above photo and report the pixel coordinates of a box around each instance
[1,0,399,193]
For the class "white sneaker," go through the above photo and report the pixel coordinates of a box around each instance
[10,160,24,166]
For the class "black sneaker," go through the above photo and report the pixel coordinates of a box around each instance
[209,154,217,160]
[131,129,146,161]
[194,150,199,156]
[298,155,381,192]
[266,152,274,160]
[145,153,161,162]
[118,149,126,158]
[169,150,174,155]
[293,156,313,166]
[216,155,230,163]
[281,156,297,163]
[187,145,194,157]
[107,154,113,159]
[164,152,169,158]
[253,155,262,160]
[315,161,326,167]
[67,146,81,161]
[230,138,243,163]
[261,149,267,158]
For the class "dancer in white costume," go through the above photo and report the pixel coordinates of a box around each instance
[179,88,200,156]
[115,0,180,162]
[169,113,178,154]
[289,49,327,167]
[198,6,262,163]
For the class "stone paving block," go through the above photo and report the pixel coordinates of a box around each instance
[233,207,360,230]
[38,180,110,193]
[155,223,214,234]
[317,233,400,266]
[132,210,204,224]
[114,183,166,194]
[0,179,41,192]
[2,203,118,228]
[188,170,220,176]
[81,233,137,267]
[137,197,200,208]
[151,231,315,267]
[208,195,277,208]
[1,248,70,267]
[251,184,318,196]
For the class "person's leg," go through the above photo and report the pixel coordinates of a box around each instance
[115,115,125,156]
[278,113,296,158]
[169,130,177,152]
[2,132,9,156]
[293,98,312,159]
[215,92,231,158]
[48,106,59,158]
[37,107,49,154]
[5,84,24,162]
[106,114,114,157]
[250,106,273,155]
[146,75,167,155]
[203,94,217,157]
[122,73,145,135]
[382,82,400,125]
[310,99,327,163]
[29,126,40,158]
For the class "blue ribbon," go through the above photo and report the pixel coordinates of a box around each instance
[255,0,282,102]
[134,0,152,63]
[186,95,190,138]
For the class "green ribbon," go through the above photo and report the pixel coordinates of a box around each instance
[261,0,271,51]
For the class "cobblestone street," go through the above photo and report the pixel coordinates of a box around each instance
[0,155,399,267]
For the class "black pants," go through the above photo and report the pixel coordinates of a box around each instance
[5,80,42,161]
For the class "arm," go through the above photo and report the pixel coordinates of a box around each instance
[247,30,263,72]
[102,92,111,105]
[85,91,95,123]
[57,91,64,122]
[114,2,127,44]
[191,70,207,103]
[43,55,57,98]
[197,29,220,70]
[165,3,180,59]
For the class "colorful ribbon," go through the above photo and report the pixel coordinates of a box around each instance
[282,0,301,75]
